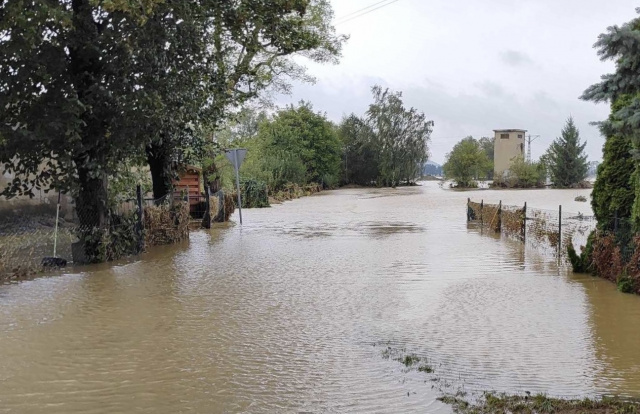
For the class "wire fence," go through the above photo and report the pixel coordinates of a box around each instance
[0,185,234,281]
[467,199,597,262]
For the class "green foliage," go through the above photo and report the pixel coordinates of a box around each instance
[478,136,495,179]
[583,13,640,230]
[78,213,141,263]
[142,0,347,199]
[339,114,379,185]
[0,0,345,226]
[545,117,588,188]
[618,273,635,294]
[568,231,595,273]
[340,86,433,187]
[254,102,342,189]
[493,156,546,188]
[591,129,635,227]
[241,179,270,209]
[366,86,433,187]
[215,103,341,194]
[261,102,342,187]
[443,137,489,188]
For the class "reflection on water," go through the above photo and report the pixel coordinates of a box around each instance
[1,182,639,413]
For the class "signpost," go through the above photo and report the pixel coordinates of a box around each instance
[225,148,247,225]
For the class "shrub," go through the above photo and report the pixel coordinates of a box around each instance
[241,179,270,208]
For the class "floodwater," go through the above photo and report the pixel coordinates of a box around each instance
[1,182,640,413]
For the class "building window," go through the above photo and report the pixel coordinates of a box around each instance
[518,134,523,139]
[500,133,509,139]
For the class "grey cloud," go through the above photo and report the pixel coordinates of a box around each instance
[475,81,507,98]
[500,50,534,66]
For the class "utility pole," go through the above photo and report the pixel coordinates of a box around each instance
[526,134,540,163]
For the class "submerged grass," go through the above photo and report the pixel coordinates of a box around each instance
[377,344,639,414]
[439,392,640,413]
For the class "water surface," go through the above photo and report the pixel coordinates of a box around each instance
[1,182,639,413]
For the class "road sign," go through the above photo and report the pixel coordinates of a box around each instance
[225,148,247,169]
[225,149,247,225]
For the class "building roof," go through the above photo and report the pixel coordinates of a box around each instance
[494,129,527,133]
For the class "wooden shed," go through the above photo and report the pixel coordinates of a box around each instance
[173,165,203,208]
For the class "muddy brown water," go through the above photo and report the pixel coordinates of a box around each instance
[1,182,640,413]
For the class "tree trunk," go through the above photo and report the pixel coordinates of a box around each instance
[146,143,174,202]
[76,165,108,230]
[74,160,109,263]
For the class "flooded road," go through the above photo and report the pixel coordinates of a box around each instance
[1,182,640,413]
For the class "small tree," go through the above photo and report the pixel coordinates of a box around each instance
[545,117,589,188]
[443,137,489,188]
[494,156,545,188]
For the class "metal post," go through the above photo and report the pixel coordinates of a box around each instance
[234,150,243,225]
[53,192,61,257]
[203,186,211,229]
[480,200,484,227]
[558,205,562,256]
[522,202,527,241]
[136,185,144,252]
[498,200,502,232]
[467,198,470,222]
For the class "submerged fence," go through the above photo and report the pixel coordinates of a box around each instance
[467,199,597,260]
[0,185,234,281]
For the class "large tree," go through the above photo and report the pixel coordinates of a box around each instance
[257,102,342,188]
[339,114,379,185]
[0,0,161,230]
[544,117,588,188]
[0,0,345,230]
[367,86,433,187]
[143,0,346,200]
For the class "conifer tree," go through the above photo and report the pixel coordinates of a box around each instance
[545,117,588,188]
[582,10,640,229]
[591,97,636,227]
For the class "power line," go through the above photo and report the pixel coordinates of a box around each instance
[336,0,394,21]
[336,0,402,25]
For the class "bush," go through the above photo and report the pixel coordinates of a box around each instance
[241,179,270,208]
[618,274,636,294]
[568,231,595,273]
[491,156,545,188]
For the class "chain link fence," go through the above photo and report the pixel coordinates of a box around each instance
[468,199,597,262]
[0,185,236,281]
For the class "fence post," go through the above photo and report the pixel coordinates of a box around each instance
[480,200,484,227]
[522,202,527,241]
[136,184,144,253]
[498,200,502,232]
[467,198,470,222]
[202,186,212,229]
[558,204,562,256]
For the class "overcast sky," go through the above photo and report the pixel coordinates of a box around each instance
[276,0,637,164]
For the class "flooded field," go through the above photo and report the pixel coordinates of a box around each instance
[1,182,639,413]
